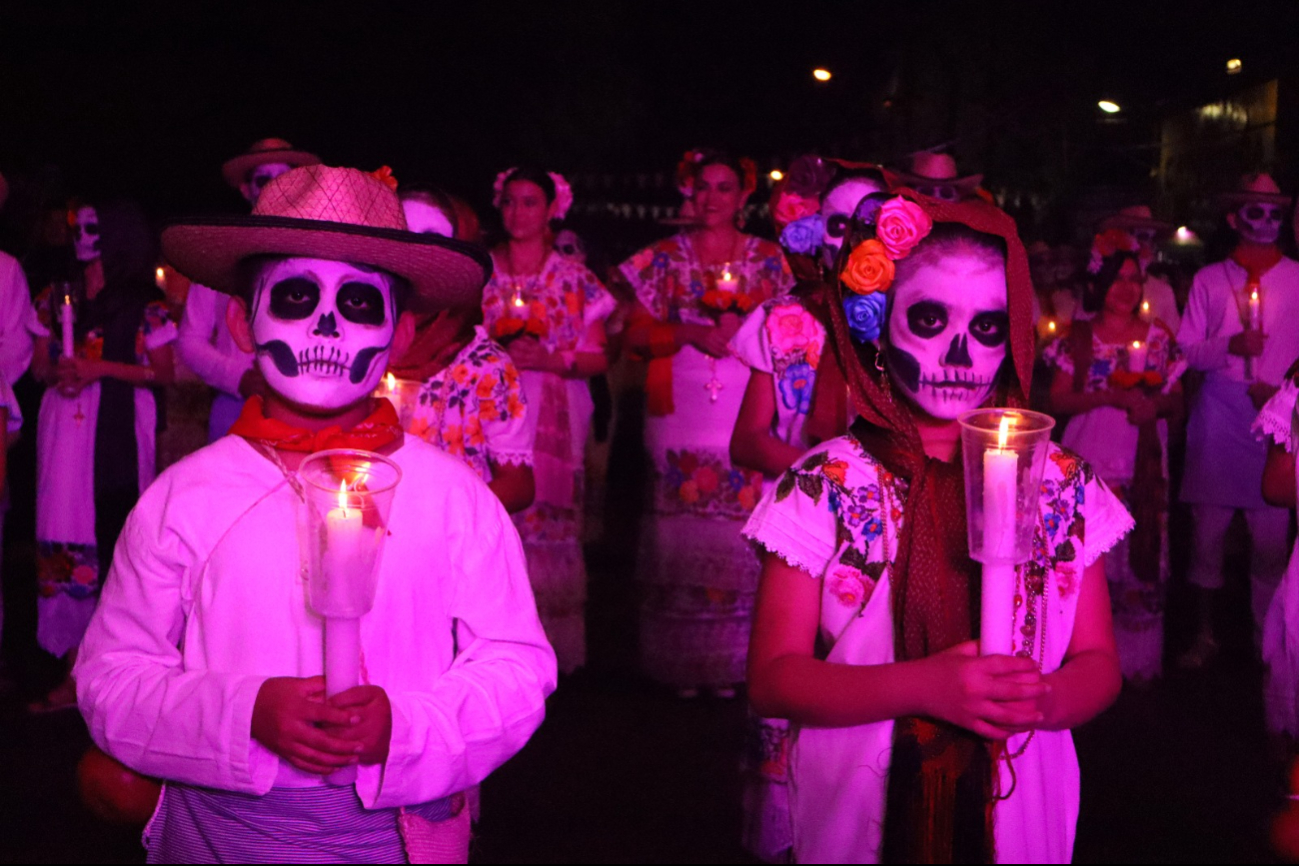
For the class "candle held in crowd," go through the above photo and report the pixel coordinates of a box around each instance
[60,294,74,359]
[981,415,1018,655]
[1128,340,1147,373]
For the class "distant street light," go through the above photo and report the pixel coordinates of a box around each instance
[1098,100,1121,114]
[1227,58,1243,75]
[769,169,784,181]
[813,68,832,82]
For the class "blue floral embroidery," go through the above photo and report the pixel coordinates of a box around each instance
[779,362,815,413]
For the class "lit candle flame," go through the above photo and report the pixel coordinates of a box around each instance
[1132,340,1142,350]
[1047,320,1056,333]
[1251,288,1260,302]
[1142,300,1150,313]
[512,294,526,308]
[155,266,165,282]
[997,414,1012,449]
[385,372,396,391]
[337,480,349,515]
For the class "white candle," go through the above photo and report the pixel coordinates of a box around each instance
[717,267,738,294]
[981,415,1018,655]
[324,616,360,786]
[60,294,75,359]
[1249,287,1262,330]
[319,483,371,616]
[1127,340,1148,373]
[382,372,402,420]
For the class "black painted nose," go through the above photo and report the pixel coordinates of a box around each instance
[314,312,338,338]
[944,333,972,367]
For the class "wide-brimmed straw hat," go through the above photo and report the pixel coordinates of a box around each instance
[895,152,983,196]
[1098,205,1173,236]
[221,137,322,190]
[162,165,492,312]
[1218,173,1292,210]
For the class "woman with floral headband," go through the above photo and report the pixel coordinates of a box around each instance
[622,147,794,698]
[728,155,886,861]
[481,166,616,674]
[745,191,1126,862]
[1044,228,1184,685]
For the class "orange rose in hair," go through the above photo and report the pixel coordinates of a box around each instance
[841,240,895,295]
[875,197,933,261]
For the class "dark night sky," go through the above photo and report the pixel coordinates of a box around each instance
[1,1,1296,222]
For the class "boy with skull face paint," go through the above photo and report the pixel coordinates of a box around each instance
[74,166,556,863]
[744,191,1128,863]
[1177,173,1299,668]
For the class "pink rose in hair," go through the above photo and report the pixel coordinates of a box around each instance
[875,197,933,261]
[774,193,820,227]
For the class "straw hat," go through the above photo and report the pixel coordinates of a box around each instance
[1218,173,1292,210]
[162,165,492,312]
[1098,205,1173,236]
[896,152,983,197]
[221,137,322,190]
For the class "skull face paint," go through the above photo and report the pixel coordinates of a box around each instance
[554,229,587,265]
[883,249,1009,419]
[242,162,294,206]
[914,182,960,202]
[1233,202,1283,245]
[821,177,887,267]
[72,206,101,262]
[249,257,397,410]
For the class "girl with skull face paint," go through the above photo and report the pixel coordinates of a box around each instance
[744,191,1128,863]
[1045,231,1184,685]
[29,200,178,713]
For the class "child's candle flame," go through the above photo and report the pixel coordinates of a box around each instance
[386,372,396,391]
[997,415,1012,449]
[338,480,349,514]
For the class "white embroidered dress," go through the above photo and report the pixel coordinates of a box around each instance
[743,436,1133,863]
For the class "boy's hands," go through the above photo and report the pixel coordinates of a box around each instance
[326,686,393,766]
[251,676,362,775]
[920,641,1049,740]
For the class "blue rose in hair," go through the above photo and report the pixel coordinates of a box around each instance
[780,214,824,256]
[843,292,887,343]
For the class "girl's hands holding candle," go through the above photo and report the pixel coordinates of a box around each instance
[919,640,1049,740]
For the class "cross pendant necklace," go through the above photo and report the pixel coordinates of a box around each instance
[704,358,723,403]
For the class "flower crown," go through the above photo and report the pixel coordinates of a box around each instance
[1087,227,1141,274]
[838,195,934,343]
[492,168,574,221]
[674,148,758,199]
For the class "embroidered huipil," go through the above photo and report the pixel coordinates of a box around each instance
[480,253,615,674]
[406,326,533,482]
[743,436,1132,863]
[620,233,794,688]
[75,435,557,809]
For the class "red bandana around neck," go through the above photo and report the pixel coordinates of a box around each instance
[1232,244,1283,285]
[229,396,403,453]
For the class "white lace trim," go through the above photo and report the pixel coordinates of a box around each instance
[1084,507,1136,568]
[742,516,833,579]
[1252,382,1297,451]
[491,450,535,467]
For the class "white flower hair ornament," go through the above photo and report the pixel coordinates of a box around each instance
[492,168,574,221]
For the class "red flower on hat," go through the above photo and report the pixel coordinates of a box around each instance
[370,166,398,191]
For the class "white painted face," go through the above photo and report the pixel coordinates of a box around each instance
[242,162,294,205]
[250,257,397,410]
[72,206,101,262]
[401,199,455,238]
[821,178,887,259]
[914,182,960,202]
[883,248,1009,420]
[1232,202,1284,245]
[554,229,586,265]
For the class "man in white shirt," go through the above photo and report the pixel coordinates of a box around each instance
[1177,174,1299,666]
[177,138,320,440]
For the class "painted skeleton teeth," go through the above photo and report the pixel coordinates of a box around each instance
[296,344,352,377]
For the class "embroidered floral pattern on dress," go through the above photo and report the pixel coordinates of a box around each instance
[622,235,793,324]
[409,331,530,482]
[482,255,615,354]
[1043,323,1179,390]
[659,448,765,518]
[37,540,99,599]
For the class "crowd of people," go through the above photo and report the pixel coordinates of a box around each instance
[0,136,1294,863]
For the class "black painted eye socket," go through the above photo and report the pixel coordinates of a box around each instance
[970,311,1010,347]
[906,300,948,338]
[337,282,386,326]
[826,215,850,238]
[269,277,320,320]
[79,223,99,236]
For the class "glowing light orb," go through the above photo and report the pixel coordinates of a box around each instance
[1098,100,1121,114]
[813,68,832,82]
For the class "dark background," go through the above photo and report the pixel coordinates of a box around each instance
[1,1,1297,225]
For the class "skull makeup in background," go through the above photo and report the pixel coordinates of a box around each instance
[1231,202,1284,245]
[249,257,398,410]
[912,181,960,202]
[883,248,1009,419]
[554,229,587,265]
[821,177,887,269]
[72,206,101,262]
[241,162,294,206]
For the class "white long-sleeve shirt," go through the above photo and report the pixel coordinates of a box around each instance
[1177,257,1299,386]
[177,283,253,398]
[75,434,557,808]
[0,252,38,387]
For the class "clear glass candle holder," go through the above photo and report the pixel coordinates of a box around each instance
[958,408,1055,565]
[298,449,401,619]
